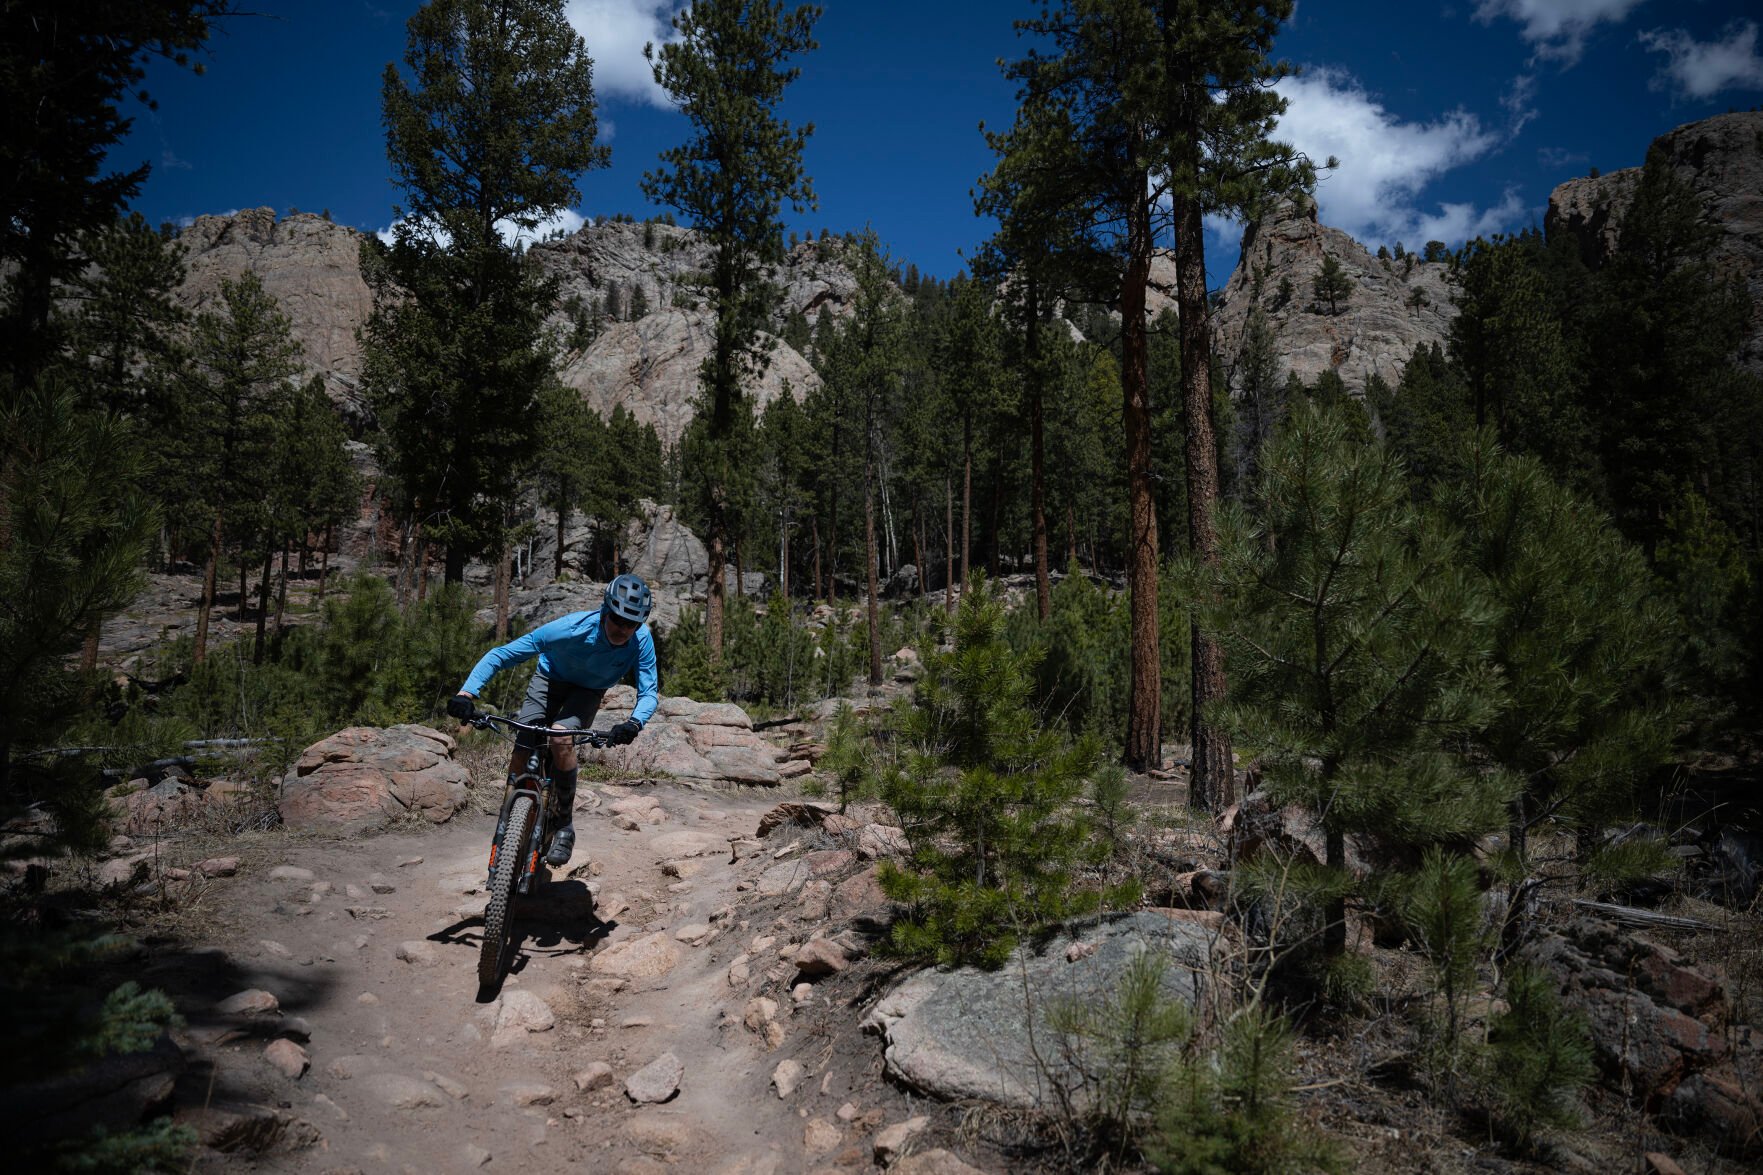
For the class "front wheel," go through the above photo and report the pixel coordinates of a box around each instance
[479,794,535,991]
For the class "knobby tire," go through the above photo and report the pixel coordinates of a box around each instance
[479,794,535,991]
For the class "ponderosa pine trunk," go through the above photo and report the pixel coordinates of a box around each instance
[253,546,273,665]
[494,536,511,641]
[1176,192,1233,811]
[193,507,225,665]
[1121,173,1161,774]
[811,515,822,600]
[960,422,973,593]
[865,456,882,687]
[945,478,956,614]
[1028,279,1050,621]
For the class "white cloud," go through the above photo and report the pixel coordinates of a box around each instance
[564,1,682,109]
[1501,73,1538,134]
[1266,68,1520,249]
[1474,0,1648,64]
[376,207,589,249]
[1639,21,1763,99]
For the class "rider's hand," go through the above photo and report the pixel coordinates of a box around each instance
[446,694,476,721]
[610,719,642,746]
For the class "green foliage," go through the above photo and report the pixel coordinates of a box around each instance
[1481,965,1593,1151]
[1654,492,1761,710]
[1444,435,1678,856]
[724,592,820,711]
[1311,253,1352,315]
[816,701,868,809]
[1150,1005,1347,1175]
[367,0,607,576]
[80,982,181,1059]
[1049,950,1192,1151]
[875,586,1120,967]
[1400,848,1490,1064]
[48,1119,196,1173]
[0,379,156,785]
[1194,401,1509,956]
[655,606,727,702]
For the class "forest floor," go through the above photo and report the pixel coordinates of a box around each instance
[70,756,1754,1175]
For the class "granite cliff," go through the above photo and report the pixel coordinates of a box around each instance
[1209,196,1456,397]
[1545,110,1763,376]
[169,213,861,446]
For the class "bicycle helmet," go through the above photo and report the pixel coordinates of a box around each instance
[602,573,653,625]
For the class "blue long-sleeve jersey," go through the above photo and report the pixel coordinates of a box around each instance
[460,611,659,725]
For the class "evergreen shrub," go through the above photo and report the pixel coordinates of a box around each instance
[875,585,1136,967]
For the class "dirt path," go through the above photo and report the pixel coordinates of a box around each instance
[153,780,917,1174]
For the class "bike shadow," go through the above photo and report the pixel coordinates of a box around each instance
[428,878,618,1001]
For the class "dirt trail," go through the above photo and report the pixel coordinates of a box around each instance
[156,779,910,1174]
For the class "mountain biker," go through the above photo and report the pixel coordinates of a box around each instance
[447,573,658,867]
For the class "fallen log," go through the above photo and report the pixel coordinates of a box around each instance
[1568,898,1718,933]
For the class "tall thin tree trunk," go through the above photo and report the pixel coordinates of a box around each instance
[253,546,273,664]
[780,508,791,601]
[734,534,745,599]
[864,456,882,687]
[1121,173,1162,774]
[1028,283,1051,622]
[555,483,569,579]
[494,538,511,641]
[960,424,973,592]
[194,508,223,665]
[811,516,822,601]
[987,452,1003,578]
[913,513,925,600]
[1067,505,1079,572]
[274,541,290,637]
[707,517,727,663]
[237,558,249,622]
[417,542,429,602]
[80,617,102,674]
[317,524,332,602]
[945,477,955,614]
[1176,193,1232,810]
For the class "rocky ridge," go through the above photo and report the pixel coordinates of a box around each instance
[1210,196,1456,396]
[174,209,375,424]
[170,212,862,447]
[1545,110,1763,376]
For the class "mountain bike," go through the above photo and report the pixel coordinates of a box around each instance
[460,706,612,991]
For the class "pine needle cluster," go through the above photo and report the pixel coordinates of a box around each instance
[876,584,1131,967]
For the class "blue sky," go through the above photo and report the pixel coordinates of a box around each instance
[121,1,1763,286]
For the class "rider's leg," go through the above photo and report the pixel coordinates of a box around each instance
[542,686,603,867]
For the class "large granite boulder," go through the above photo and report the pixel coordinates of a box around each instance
[279,725,471,833]
[588,690,806,787]
[862,913,1214,1108]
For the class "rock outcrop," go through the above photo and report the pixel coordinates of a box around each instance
[279,725,472,833]
[1210,196,1456,396]
[556,309,818,448]
[861,912,1214,1108]
[174,208,374,423]
[1545,110,1763,376]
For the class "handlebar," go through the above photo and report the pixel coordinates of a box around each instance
[462,708,614,749]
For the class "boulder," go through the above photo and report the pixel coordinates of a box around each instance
[279,725,470,833]
[625,1052,684,1104]
[865,913,1213,1108]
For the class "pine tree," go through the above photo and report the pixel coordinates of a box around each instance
[533,379,600,578]
[180,273,302,664]
[1448,235,1590,482]
[877,584,1119,968]
[1311,252,1352,315]
[1001,0,1321,792]
[641,0,819,661]
[1444,434,1677,868]
[365,0,607,582]
[0,381,156,787]
[1192,400,1508,957]
[0,1,229,387]
[1231,308,1284,502]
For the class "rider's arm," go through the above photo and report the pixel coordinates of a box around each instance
[629,628,660,726]
[459,617,568,696]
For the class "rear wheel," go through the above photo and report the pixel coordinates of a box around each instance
[479,794,535,991]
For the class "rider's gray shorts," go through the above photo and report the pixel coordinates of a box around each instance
[514,673,605,748]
